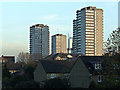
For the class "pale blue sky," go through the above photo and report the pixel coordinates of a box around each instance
[1,2,118,57]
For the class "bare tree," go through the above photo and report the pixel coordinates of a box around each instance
[104,28,120,54]
[17,52,31,64]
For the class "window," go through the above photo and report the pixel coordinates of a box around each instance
[86,34,94,37]
[86,43,94,45]
[86,18,94,21]
[95,63,101,70]
[86,10,94,13]
[86,51,94,53]
[86,13,94,15]
[86,15,94,18]
[86,29,94,31]
[51,74,56,79]
[86,45,94,48]
[64,73,70,79]
[86,21,94,23]
[97,75,103,83]
[86,48,94,50]
[86,27,94,29]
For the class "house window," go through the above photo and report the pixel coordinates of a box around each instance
[64,73,70,79]
[95,63,101,70]
[97,75,103,83]
[51,74,56,79]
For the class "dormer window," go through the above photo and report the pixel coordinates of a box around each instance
[51,73,56,79]
[95,63,101,70]
[97,75,103,83]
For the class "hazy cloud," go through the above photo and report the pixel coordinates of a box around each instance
[42,14,58,21]
[50,24,72,36]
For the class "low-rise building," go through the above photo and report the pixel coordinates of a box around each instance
[6,62,22,74]
[80,56,103,84]
[0,55,15,64]
[34,54,120,88]
[34,57,90,88]
[45,53,83,61]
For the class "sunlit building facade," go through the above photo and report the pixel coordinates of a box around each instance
[52,34,67,54]
[73,6,103,56]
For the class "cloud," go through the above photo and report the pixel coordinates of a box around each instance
[42,14,58,21]
[36,14,69,27]
[2,41,28,57]
[36,14,63,24]
[50,24,73,36]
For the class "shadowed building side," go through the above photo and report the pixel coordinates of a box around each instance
[30,24,50,60]
[69,57,90,88]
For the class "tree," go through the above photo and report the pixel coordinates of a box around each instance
[15,80,40,88]
[2,57,39,88]
[2,62,10,79]
[104,28,120,54]
[89,80,99,88]
[4,74,40,88]
[23,64,35,80]
[9,75,25,88]
[99,54,120,88]
[17,52,31,64]
[2,62,11,88]
[43,78,70,88]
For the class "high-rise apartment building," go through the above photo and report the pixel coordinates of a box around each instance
[30,24,50,60]
[52,34,67,54]
[73,6,103,56]
[73,20,78,53]
[67,37,73,54]
[118,1,120,28]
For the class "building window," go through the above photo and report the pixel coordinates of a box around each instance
[95,63,101,70]
[97,75,103,83]
[51,74,56,79]
[64,73,70,79]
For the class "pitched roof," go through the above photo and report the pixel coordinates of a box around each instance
[6,62,22,70]
[79,56,104,74]
[40,60,76,73]
[44,53,83,60]
[39,56,104,74]
[80,56,103,64]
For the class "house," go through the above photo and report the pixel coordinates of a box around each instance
[0,55,15,64]
[80,56,119,85]
[34,55,120,88]
[34,57,90,88]
[69,57,90,88]
[6,62,22,74]
[1,55,22,74]
[44,53,83,61]
[80,56,103,84]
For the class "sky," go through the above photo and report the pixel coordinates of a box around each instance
[118,1,120,28]
[0,1,119,60]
